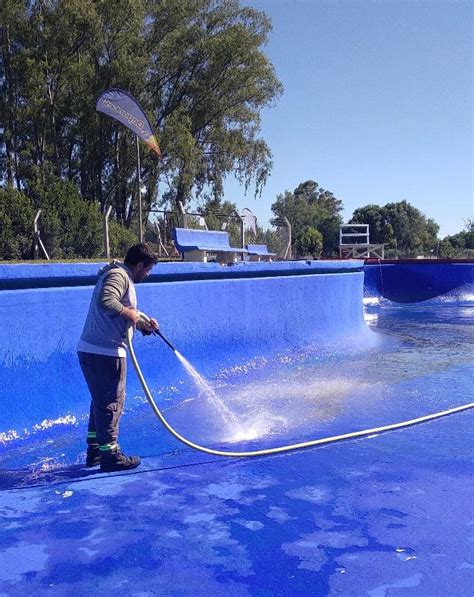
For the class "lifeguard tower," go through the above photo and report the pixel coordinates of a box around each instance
[339,224,386,259]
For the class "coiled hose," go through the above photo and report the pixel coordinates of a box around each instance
[126,323,474,458]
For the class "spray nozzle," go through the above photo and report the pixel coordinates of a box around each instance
[137,311,176,352]
[156,330,176,352]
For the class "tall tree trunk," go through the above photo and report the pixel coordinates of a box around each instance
[2,25,18,188]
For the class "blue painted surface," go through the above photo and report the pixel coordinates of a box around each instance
[0,264,368,431]
[0,259,363,289]
[364,261,474,303]
[0,261,473,595]
[246,244,276,256]
[173,227,248,253]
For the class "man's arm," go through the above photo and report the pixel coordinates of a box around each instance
[98,271,139,324]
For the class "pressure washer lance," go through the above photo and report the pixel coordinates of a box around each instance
[153,329,176,352]
[137,311,177,352]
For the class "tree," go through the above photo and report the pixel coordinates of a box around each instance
[271,180,343,257]
[299,226,323,258]
[1,0,282,233]
[439,219,474,258]
[350,200,439,257]
[261,227,285,255]
[0,187,35,260]
[108,219,139,258]
[349,205,386,244]
[27,175,104,258]
[0,175,136,260]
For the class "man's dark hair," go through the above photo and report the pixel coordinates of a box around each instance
[124,243,158,267]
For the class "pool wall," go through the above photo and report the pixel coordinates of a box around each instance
[0,260,368,434]
[1,259,472,436]
[364,260,473,302]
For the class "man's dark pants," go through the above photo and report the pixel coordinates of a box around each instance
[78,351,126,449]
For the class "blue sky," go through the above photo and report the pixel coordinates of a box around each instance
[222,0,473,237]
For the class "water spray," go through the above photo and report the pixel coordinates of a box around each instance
[138,312,239,428]
[128,314,474,458]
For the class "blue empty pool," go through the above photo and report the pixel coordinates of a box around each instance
[0,260,472,595]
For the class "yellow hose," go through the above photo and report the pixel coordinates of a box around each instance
[127,325,474,458]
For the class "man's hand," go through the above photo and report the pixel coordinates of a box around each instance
[141,317,159,333]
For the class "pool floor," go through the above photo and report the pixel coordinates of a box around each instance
[1,301,473,595]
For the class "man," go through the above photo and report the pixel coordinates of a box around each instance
[77,243,159,472]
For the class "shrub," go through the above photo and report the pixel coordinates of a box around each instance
[297,226,323,258]
[0,187,36,260]
[108,220,138,259]
[28,177,103,258]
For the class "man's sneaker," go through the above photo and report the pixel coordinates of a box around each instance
[100,450,141,473]
[86,446,101,467]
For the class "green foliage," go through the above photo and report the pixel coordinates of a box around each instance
[439,219,474,258]
[351,200,439,257]
[151,0,282,203]
[298,226,323,258]
[0,187,35,260]
[260,228,285,256]
[2,0,282,232]
[0,175,138,260]
[271,180,343,257]
[108,220,139,259]
[27,176,103,258]
[348,205,385,243]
